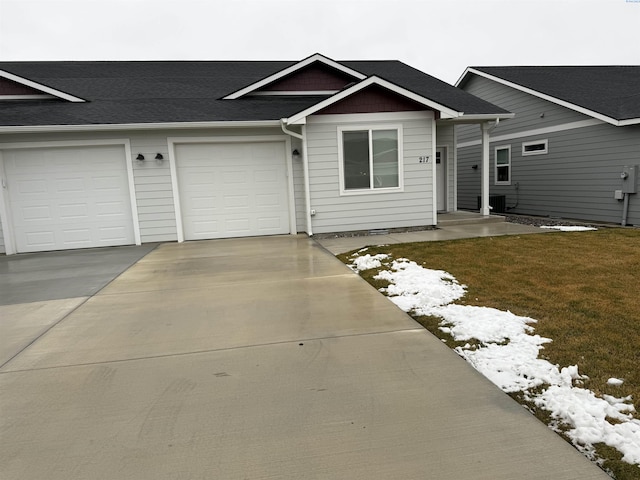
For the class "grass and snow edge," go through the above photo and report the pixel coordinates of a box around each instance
[349,251,640,469]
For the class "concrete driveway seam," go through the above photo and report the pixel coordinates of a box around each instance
[0,296,91,371]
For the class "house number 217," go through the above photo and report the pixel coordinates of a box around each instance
[418,156,430,163]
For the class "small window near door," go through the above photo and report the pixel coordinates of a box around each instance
[495,145,511,185]
[522,139,548,156]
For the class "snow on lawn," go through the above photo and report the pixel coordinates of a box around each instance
[349,253,640,467]
[540,225,598,232]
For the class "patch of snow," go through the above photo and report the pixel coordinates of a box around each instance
[540,225,597,232]
[349,253,389,272]
[351,254,640,468]
[607,377,625,386]
[373,259,466,313]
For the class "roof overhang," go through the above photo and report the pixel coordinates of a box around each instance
[283,75,463,125]
[439,113,515,124]
[457,67,640,127]
[0,120,282,134]
[0,70,86,103]
[222,53,367,100]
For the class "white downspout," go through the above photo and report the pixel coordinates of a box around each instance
[281,119,313,236]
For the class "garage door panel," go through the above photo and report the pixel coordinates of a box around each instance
[15,178,49,196]
[20,205,54,222]
[176,142,289,240]
[223,194,250,209]
[59,203,88,220]
[258,216,285,230]
[192,219,221,236]
[222,170,249,185]
[4,145,135,253]
[23,231,56,249]
[93,175,126,191]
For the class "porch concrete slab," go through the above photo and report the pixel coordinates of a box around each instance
[0,297,87,367]
[0,330,607,480]
[0,244,158,305]
[317,222,549,254]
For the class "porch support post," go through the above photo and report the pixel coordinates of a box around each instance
[480,122,491,216]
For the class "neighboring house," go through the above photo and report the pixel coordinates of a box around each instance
[455,66,640,226]
[0,54,510,255]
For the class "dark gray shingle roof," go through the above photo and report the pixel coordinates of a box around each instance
[0,60,509,127]
[467,66,640,121]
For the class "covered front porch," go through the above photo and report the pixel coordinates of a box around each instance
[437,117,512,219]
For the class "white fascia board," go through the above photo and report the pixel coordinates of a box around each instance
[445,113,515,123]
[454,67,473,88]
[249,90,338,96]
[0,94,54,100]
[222,53,367,100]
[0,120,282,134]
[463,68,625,127]
[285,76,462,125]
[0,70,86,103]
[618,118,640,126]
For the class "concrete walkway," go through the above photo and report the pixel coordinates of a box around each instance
[316,220,549,254]
[0,235,607,479]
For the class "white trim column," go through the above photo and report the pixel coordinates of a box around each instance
[480,122,491,216]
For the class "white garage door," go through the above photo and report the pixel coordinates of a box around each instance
[3,145,135,253]
[176,141,290,240]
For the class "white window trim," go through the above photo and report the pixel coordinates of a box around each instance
[337,124,404,196]
[522,139,548,156]
[494,144,511,186]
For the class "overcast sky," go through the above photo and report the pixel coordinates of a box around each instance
[1,0,639,84]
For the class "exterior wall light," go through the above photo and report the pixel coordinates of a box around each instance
[155,153,164,164]
[136,154,145,161]
[292,149,301,161]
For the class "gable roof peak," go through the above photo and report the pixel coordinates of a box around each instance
[222,53,366,100]
[0,69,86,103]
[457,66,640,125]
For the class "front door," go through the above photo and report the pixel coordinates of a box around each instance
[436,147,446,212]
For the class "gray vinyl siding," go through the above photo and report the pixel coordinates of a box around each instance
[0,127,290,250]
[0,220,4,253]
[457,75,592,144]
[457,122,640,226]
[305,114,434,234]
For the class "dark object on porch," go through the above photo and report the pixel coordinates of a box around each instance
[477,195,506,213]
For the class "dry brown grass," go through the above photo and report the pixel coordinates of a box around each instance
[339,228,640,479]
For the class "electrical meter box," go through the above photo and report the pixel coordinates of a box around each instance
[621,166,637,194]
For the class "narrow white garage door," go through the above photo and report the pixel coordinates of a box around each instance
[176,142,290,240]
[3,145,135,253]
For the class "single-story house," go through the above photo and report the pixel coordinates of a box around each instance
[455,66,640,226]
[0,54,511,255]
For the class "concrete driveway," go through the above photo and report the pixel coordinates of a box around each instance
[0,236,608,479]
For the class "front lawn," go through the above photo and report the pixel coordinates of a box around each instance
[338,228,640,479]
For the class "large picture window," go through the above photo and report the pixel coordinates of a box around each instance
[339,126,402,193]
[495,145,511,185]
